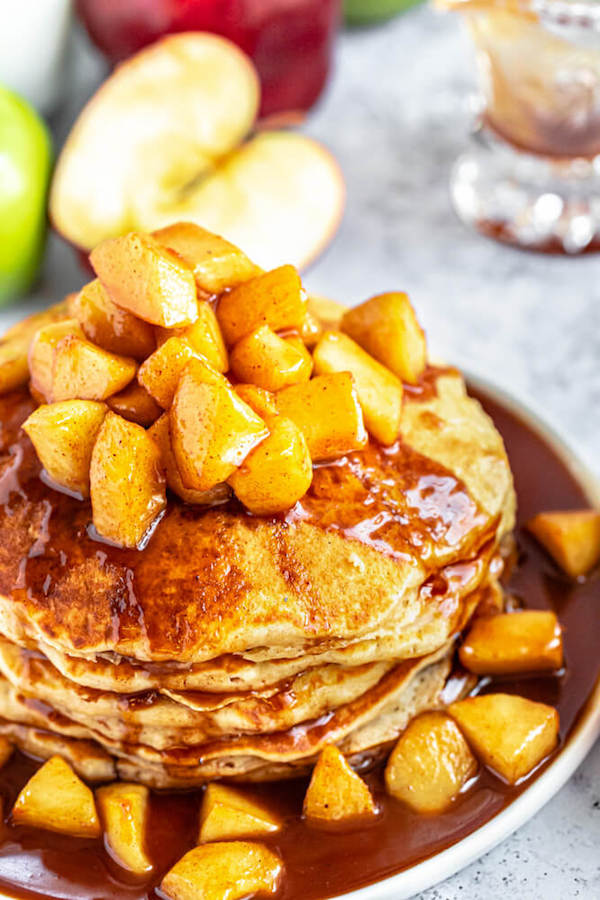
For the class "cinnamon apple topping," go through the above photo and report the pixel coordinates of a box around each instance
[1,222,431,549]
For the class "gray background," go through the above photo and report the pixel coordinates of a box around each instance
[7,5,600,898]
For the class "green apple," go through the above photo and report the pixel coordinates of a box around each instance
[0,86,52,304]
[344,0,424,25]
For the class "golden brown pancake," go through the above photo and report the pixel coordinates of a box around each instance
[0,362,515,784]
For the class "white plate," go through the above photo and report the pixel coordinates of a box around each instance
[337,372,600,900]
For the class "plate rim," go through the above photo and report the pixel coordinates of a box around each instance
[333,369,600,900]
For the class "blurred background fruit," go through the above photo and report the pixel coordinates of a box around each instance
[76,0,341,118]
[49,33,345,272]
[0,87,52,304]
[344,0,424,26]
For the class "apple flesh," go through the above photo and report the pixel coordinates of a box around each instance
[49,33,344,272]
[76,0,340,118]
[0,86,52,304]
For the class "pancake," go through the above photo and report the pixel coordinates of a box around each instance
[0,346,515,784]
[0,372,513,664]
[0,649,454,787]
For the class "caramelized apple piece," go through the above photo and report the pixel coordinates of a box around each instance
[217,265,307,345]
[90,412,166,548]
[153,223,262,295]
[72,279,156,360]
[459,611,563,676]
[527,509,600,577]
[171,360,268,492]
[23,400,107,497]
[235,384,279,419]
[107,382,161,428]
[341,292,427,385]
[96,782,153,877]
[0,301,69,395]
[52,336,137,402]
[230,325,312,391]
[161,842,283,900]
[199,784,281,843]
[449,693,559,784]
[12,755,101,838]
[29,318,84,402]
[284,335,313,376]
[148,413,231,506]
[384,712,476,813]
[90,232,198,327]
[229,414,312,515]
[0,737,13,770]
[313,332,403,445]
[304,745,378,825]
[156,301,228,372]
[138,337,221,409]
[276,372,367,461]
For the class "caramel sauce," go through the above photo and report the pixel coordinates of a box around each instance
[0,388,596,899]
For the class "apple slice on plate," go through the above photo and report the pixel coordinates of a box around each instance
[50,33,344,272]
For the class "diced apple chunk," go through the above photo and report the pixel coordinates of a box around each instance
[276,372,367,461]
[230,325,312,391]
[153,223,262,295]
[527,509,600,577]
[90,232,198,327]
[161,841,283,900]
[12,755,101,838]
[199,784,281,843]
[229,415,312,515]
[107,382,161,428]
[449,693,559,784]
[96,782,153,877]
[217,265,307,345]
[138,337,220,409]
[341,292,427,385]
[235,385,279,420]
[149,413,231,506]
[384,712,477,813]
[72,279,156,360]
[171,360,268,492]
[23,400,107,497]
[285,335,314,376]
[0,301,69,395]
[459,611,563,676]
[156,301,228,372]
[52,336,137,402]
[313,332,403,445]
[303,745,378,825]
[90,411,166,548]
[29,319,84,402]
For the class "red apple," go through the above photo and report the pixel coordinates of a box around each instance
[76,0,341,118]
[50,33,344,271]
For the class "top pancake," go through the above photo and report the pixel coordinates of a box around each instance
[0,371,515,664]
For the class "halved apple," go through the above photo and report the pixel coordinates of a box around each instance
[49,33,344,271]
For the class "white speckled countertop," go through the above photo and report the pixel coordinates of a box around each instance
[6,6,600,898]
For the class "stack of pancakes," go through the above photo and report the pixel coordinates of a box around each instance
[0,365,514,787]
